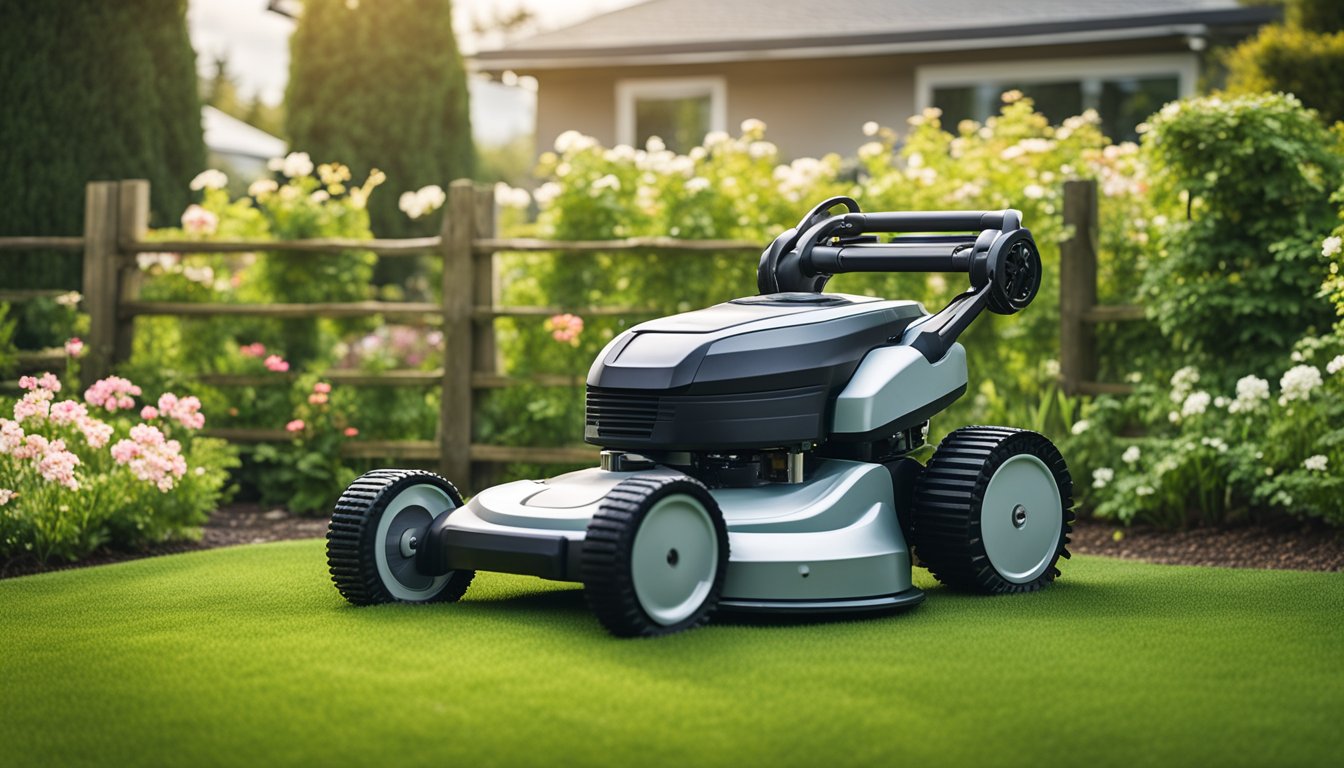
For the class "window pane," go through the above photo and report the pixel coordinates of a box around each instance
[1004,80,1084,126]
[1100,76,1179,143]
[635,95,711,154]
[932,86,978,127]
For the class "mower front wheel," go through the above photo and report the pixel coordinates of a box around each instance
[911,427,1074,593]
[582,475,729,637]
[326,469,475,606]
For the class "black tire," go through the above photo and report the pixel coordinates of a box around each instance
[911,427,1074,594]
[326,469,474,606]
[582,475,730,637]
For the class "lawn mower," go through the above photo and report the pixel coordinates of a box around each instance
[326,197,1074,637]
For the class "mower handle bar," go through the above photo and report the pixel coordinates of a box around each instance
[835,209,1021,234]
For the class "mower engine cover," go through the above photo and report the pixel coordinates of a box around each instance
[584,292,927,451]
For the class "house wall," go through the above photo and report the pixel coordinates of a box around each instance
[524,37,1196,160]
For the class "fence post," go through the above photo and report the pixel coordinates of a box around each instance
[114,179,150,366]
[81,181,121,384]
[1060,179,1099,396]
[470,185,500,491]
[438,180,476,489]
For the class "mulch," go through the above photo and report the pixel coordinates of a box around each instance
[2,504,1342,580]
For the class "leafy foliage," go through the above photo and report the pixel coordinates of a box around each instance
[0,0,204,288]
[287,0,474,238]
[1139,93,1343,383]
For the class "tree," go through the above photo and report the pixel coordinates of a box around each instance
[1226,0,1344,124]
[286,0,475,238]
[0,0,205,288]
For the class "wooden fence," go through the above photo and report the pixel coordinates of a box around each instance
[2,177,1133,491]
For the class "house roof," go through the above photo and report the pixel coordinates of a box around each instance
[202,106,285,161]
[473,0,1279,71]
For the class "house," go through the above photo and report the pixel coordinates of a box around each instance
[472,0,1279,158]
[202,105,286,181]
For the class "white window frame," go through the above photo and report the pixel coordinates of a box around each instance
[915,53,1198,116]
[615,76,727,149]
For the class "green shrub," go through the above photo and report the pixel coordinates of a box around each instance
[287,0,474,239]
[1226,25,1344,125]
[0,0,204,289]
[0,373,237,563]
[1139,92,1343,383]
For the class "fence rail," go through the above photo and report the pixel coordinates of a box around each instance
[1,177,1138,491]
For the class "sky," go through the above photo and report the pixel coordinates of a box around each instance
[187,0,643,143]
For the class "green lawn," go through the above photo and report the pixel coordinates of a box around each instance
[1,541,1340,768]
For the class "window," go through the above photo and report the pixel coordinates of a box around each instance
[616,77,727,153]
[917,55,1195,144]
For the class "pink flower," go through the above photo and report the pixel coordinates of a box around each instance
[181,204,218,236]
[239,342,267,358]
[85,376,142,413]
[154,394,205,430]
[110,433,186,492]
[286,419,306,433]
[308,393,328,405]
[65,337,84,357]
[141,406,159,420]
[37,373,60,392]
[111,440,141,463]
[313,382,332,394]
[343,427,359,437]
[18,376,36,390]
[12,434,48,461]
[545,313,585,347]
[49,400,88,426]
[0,419,25,454]
[0,489,15,506]
[130,423,166,447]
[265,355,290,373]
[77,416,114,449]
[14,390,53,424]
[36,439,80,490]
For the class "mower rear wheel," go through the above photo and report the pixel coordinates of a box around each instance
[582,475,729,637]
[326,469,474,606]
[911,427,1074,593]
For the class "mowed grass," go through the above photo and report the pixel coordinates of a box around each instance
[1,540,1340,768]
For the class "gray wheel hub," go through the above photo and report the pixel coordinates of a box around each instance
[630,494,719,626]
[374,484,457,600]
[980,454,1063,584]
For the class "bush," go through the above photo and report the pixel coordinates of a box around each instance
[1226,2,1344,124]
[287,0,474,238]
[0,372,237,563]
[0,0,204,289]
[1138,92,1343,383]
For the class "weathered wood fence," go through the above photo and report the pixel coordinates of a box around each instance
[1,177,1133,491]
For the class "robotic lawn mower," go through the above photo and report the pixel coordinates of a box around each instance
[326,197,1074,637]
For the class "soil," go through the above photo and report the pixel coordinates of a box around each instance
[2,504,1342,580]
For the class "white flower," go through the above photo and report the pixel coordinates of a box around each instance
[591,174,621,193]
[1228,375,1270,413]
[280,152,314,179]
[644,136,666,153]
[1023,184,1046,199]
[310,190,329,203]
[554,130,597,154]
[703,131,729,147]
[493,182,530,209]
[1322,235,1342,258]
[1181,391,1211,417]
[1136,485,1155,497]
[1043,359,1060,378]
[684,177,711,193]
[740,118,766,137]
[1303,455,1329,472]
[1122,446,1141,465]
[1327,355,1344,375]
[1200,437,1228,453]
[532,182,562,207]
[862,120,880,137]
[858,141,885,160]
[603,144,636,163]
[398,185,445,220]
[248,179,278,197]
[1168,411,1181,424]
[189,169,228,191]
[748,141,776,159]
[1092,467,1114,489]
[1170,366,1200,402]
[1278,364,1323,405]
[1070,419,1090,436]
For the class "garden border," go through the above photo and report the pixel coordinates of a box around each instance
[1,178,1138,492]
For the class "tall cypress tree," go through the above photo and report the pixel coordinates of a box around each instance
[0,0,205,288]
[286,0,475,237]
